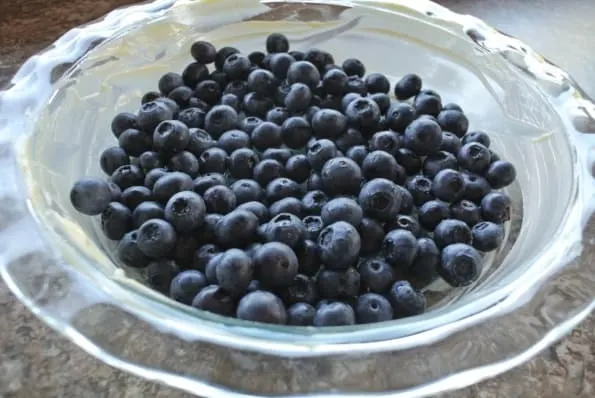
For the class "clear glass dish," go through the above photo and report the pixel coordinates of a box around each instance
[0,0,593,396]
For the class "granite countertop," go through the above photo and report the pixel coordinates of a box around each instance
[0,1,592,397]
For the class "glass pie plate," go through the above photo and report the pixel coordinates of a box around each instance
[0,0,594,396]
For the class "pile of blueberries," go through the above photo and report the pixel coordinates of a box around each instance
[69,33,516,326]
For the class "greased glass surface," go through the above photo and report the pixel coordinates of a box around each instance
[1,0,593,396]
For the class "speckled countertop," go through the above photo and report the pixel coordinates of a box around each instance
[0,0,593,397]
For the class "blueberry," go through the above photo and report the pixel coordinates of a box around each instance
[485,160,517,189]
[345,98,381,129]
[303,215,324,240]
[342,58,365,77]
[287,61,321,89]
[311,109,347,139]
[397,186,415,215]
[287,303,316,325]
[439,243,482,287]
[172,234,200,268]
[451,200,481,227]
[434,219,472,249]
[164,191,206,233]
[282,154,310,184]
[358,178,402,222]
[356,217,384,255]
[409,237,440,283]
[247,122,280,151]
[461,172,492,203]
[316,267,360,298]
[70,177,112,215]
[358,257,395,293]
[170,270,208,304]
[345,76,368,95]
[395,148,422,176]
[228,148,259,180]
[247,68,277,95]
[413,93,442,117]
[121,185,152,210]
[335,127,364,153]
[194,79,221,106]
[205,252,223,283]
[209,70,229,89]
[203,185,237,214]
[236,201,270,224]
[307,173,323,191]
[269,53,295,80]
[394,74,422,100]
[321,68,348,96]
[346,145,369,166]
[296,239,321,276]
[168,151,200,177]
[341,92,362,112]
[382,229,417,269]
[265,32,290,53]
[472,221,505,252]
[237,290,287,324]
[369,130,401,156]
[405,175,434,206]
[248,50,267,67]
[243,91,275,118]
[153,120,190,155]
[313,301,355,326]
[218,93,239,111]
[355,293,393,324]
[199,147,229,174]
[138,151,163,172]
[143,168,168,190]
[157,72,183,95]
[145,259,179,294]
[117,128,151,157]
[302,190,328,215]
[264,213,306,249]
[462,130,491,147]
[192,285,236,316]
[304,48,334,72]
[386,103,416,133]
[204,105,238,138]
[439,132,462,155]
[186,128,216,156]
[266,177,301,203]
[215,249,254,297]
[193,173,225,195]
[197,213,223,244]
[100,202,132,240]
[168,85,194,107]
[111,112,138,138]
[152,171,193,203]
[100,147,129,175]
[369,93,391,115]
[266,107,289,126]
[458,142,491,173]
[190,40,217,64]
[317,221,361,269]
[222,53,251,80]
[136,219,177,258]
[388,280,426,318]
[306,139,336,173]
[403,117,442,156]
[182,62,210,88]
[217,129,250,154]
[284,83,312,113]
[480,191,512,224]
[279,274,318,305]
[321,197,363,227]
[116,230,150,268]
[253,159,285,186]
[254,241,299,287]
[443,103,463,112]
[270,197,304,218]
[320,157,363,196]
[280,116,312,149]
[388,214,422,237]
[154,97,180,118]
[141,91,161,105]
[437,110,469,137]
[418,200,450,231]
[132,201,164,228]
[432,169,465,203]
[191,244,220,272]
[223,80,250,101]
[262,148,293,164]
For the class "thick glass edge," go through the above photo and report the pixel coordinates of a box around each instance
[0,0,593,396]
